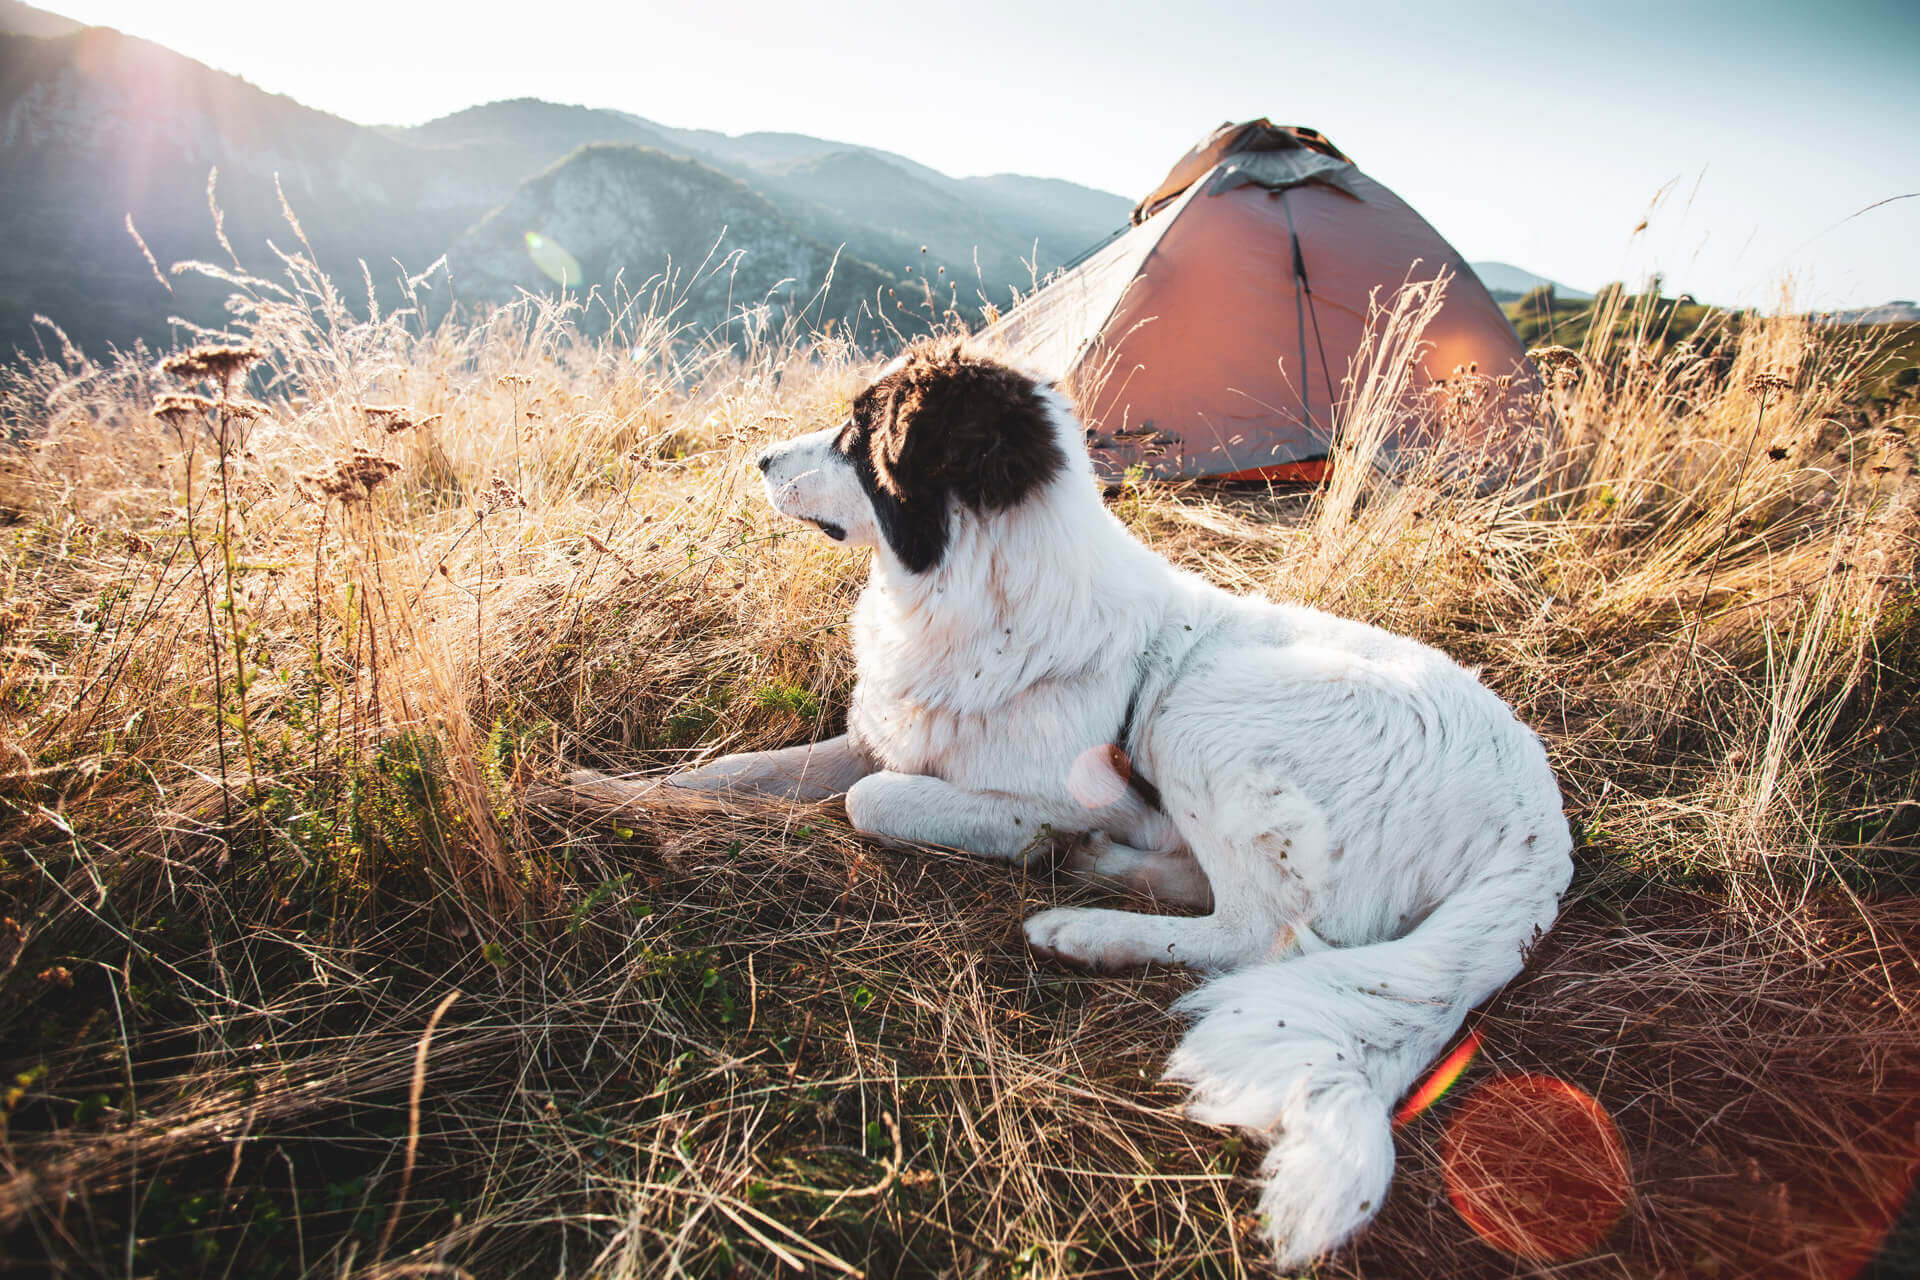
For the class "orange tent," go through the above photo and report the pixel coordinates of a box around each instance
[980,120,1535,483]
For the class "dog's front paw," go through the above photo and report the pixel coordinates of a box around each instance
[1023,906,1150,971]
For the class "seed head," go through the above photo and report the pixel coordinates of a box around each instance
[479,475,526,514]
[161,343,263,385]
[151,392,217,427]
[221,397,272,422]
[307,446,402,502]
[1747,371,1795,397]
[359,404,417,433]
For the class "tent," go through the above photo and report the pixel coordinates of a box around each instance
[979,120,1536,483]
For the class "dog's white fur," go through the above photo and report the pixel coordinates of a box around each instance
[750,365,1573,1268]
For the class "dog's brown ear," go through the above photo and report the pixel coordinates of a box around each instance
[867,378,919,502]
[850,344,1065,575]
[870,349,1062,512]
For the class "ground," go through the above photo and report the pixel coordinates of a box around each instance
[0,247,1916,1278]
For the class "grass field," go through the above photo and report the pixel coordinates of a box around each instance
[1,231,1917,1279]
[1506,284,1920,424]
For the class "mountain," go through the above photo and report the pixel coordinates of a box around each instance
[1824,300,1920,325]
[963,173,1133,270]
[448,144,893,336]
[0,14,1131,358]
[759,149,1025,283]
[1471,261,1592,302]
[0,0,77,37]
[0,8,1133,358]
[389,99,1131,301]
[0,26,507,355]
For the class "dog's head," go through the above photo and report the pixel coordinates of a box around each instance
[754,342,1068,573]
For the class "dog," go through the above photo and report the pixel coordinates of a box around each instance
[737,340,1573,1268]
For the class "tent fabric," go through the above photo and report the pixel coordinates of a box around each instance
[981,119,1535,484]
[1132,119,1351,223]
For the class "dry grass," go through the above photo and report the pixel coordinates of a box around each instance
[0,217,1915,1279]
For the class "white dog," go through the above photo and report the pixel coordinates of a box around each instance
[731,341,1573,1268]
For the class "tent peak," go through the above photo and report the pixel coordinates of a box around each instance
[1132,119,1352,225]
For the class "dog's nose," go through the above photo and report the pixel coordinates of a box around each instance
[755,451,772,474]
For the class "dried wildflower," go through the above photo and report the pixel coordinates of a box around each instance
[293,469,330,503]
[478,475,526,514]
[360,404,416,433]
[221,397,272,422]
[583,532,614,555]
[235,477,278,505]
[496,373,533,389]
[151,392,217,427]
[38,965,73,988]
[309,446,401,502]
[161,343,263,385]
[123,530,154,556]
[1747,371,1795,397]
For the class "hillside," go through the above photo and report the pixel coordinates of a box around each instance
[0,0,76,37]
[0,15,1130,357]
[395,99,1130,299]
[1471,260,1593,302]
[448,144,895,336]
[1506,284,1920,422]
[0,27,498,353]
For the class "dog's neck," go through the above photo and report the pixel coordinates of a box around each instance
[852,474,1174,710]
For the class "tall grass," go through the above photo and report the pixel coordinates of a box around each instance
[0,212,1914,1279]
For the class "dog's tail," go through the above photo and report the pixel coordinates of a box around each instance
[1163,857,1566,1269]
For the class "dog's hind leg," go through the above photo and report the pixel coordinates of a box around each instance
[845,770,1075,866]
[1025,767,1324,972]
[659,735,873,801]
[1059,834,1213,912]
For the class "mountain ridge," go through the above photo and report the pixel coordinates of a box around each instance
[1470,261,1593,302]
[0,18,1131,355]
[447,142,896,337]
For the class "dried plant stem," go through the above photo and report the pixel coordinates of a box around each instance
[375,988,462,1267]
[1665,386,1775,728]
[311,503,329,780]
[476,512,487,702]
[212,396,265,834]
[174,427,234,842]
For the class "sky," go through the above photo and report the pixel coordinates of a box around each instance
[46,0,1920,310]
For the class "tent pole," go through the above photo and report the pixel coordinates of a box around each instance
[1279,188,1338,449]
[1278,191,1314,435]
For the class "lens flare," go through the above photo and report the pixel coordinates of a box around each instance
[1440,1073,1631,1261]
[524,231,582,288]
[1393,1027,1481,1127]
[1068,743,1131,809]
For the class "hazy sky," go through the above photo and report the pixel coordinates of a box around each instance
[51,0,1920,309]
